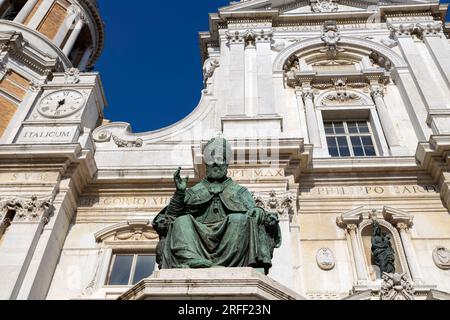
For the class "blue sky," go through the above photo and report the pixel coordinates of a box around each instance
[96,0,450,133]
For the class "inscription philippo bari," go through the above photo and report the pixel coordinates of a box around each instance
[302,185,439,197]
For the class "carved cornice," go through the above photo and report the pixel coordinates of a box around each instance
[0,31,59,76]
[382,206,414,229]
[416,135,450,210]
[286,69,390,90]
[337,205,413,230]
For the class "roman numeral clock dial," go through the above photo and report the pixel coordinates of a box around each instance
[38,90,85,118]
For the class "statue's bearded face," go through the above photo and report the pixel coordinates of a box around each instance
[206,163,228,180]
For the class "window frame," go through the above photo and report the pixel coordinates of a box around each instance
[324,119,379,158]
[105,251,156,287]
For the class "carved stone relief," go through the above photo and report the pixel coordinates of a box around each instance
[253,190,296,221]
[380,273,414,300]
[64,68,81,84]
[0,195,53,224]
[432,247,450,270]
[203,58,220,85]
[311,0,338,13]
[93,124,143,149]
[95,220,159,243]
[320,21,344,59]
[316,248,336,271]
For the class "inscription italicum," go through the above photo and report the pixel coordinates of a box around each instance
[22,131,71,139]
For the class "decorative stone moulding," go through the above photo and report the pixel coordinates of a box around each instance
[0,195,53,224]
[64,68,81,84]
[432,247,450,270]
[93,122,144,148]
[380,273,415,300]
[388,21,444,39]
[316,248,336,271]
[253,190,297,221]
[202,58,220,84]
[0,31,59,75]
[95,219,159,243]
[311,0,339,13]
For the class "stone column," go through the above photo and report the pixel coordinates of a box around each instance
[370,85,401,149]
[14,0,39,23]
[255,30,276,115]
[347,224,368,283]
[226,31,246,116]
[62,18,84,56]
[302,88,322,148]
[397,223,423,284]
[294,88,309,142]
[78,46,93,71]
[0,197,52,300]
[54,5,78,47]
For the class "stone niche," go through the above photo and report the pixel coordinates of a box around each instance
[118,268,305,300]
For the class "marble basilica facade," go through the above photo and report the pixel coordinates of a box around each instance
[0,0,449,300]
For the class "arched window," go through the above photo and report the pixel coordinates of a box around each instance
[80,220,159,299]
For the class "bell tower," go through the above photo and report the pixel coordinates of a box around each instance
[0,0,106,143]
[0,0,106,300]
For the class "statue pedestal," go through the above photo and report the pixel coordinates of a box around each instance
[118,268,305,300]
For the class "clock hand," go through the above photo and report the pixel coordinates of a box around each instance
[55,99,66,110]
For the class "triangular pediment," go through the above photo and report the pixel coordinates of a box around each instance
[219,0,434,14]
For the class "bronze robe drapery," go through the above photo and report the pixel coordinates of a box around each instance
[152,178,282,274]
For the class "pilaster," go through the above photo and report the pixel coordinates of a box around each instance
[0,144,97,300]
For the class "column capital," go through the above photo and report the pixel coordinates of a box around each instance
[347,224,358,232]
[225,30,246,45]
[370,85,385,99]
[417,22,443,39]
[388,23,415,39]
[302,88,314,101]
[397,222,410,231]
[254,30,273,44]
[1,195,53,224]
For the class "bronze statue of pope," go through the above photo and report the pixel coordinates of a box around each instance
[152,137,281,275]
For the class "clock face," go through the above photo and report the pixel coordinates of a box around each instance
[38,90,85,118]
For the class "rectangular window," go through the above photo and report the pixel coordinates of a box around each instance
[106,253,156,286]
[324,121,377,158]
